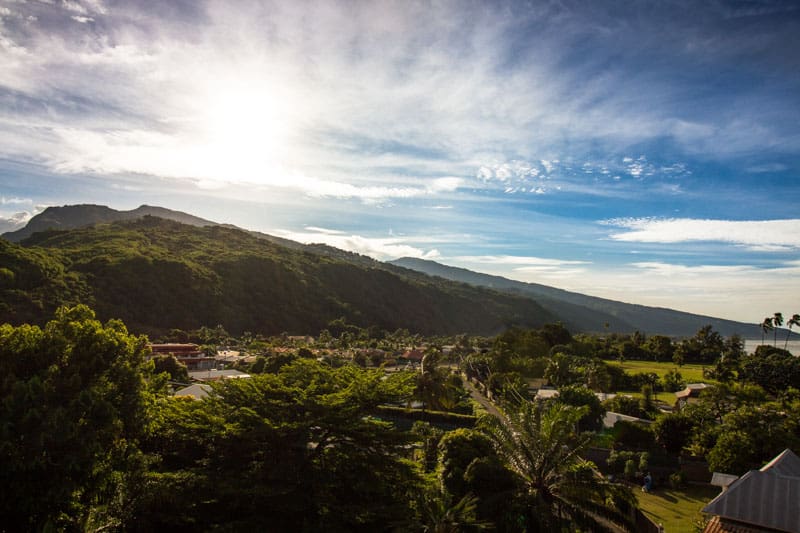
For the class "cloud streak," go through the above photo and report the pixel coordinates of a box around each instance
[272,227,441,261]
[602,218,800,251]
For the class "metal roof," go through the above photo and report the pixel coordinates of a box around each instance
[703,449,800,533]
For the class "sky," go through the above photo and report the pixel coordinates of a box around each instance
[0,0,799,323]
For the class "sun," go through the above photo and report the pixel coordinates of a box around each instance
[195,79,295,185]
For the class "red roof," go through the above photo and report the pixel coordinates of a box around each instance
[402,349,424,361]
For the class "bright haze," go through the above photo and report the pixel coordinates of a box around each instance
[1,0,798,323]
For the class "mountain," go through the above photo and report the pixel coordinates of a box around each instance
[0,216,554,336]
[1,204,216,242]
[389,257,765,338]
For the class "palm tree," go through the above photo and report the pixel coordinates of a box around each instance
[786,314,800,350]
[761,317,774,345]
[773,312,784,347]
[480,402,635,532]
[414,489,491,533]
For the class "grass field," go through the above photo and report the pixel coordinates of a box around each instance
[625,390,681,405]
[608,360,709,383]
[637,483,719,532]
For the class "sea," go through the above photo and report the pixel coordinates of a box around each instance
[744,339,800,355]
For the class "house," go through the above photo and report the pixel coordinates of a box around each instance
[188,369,251,382]
[149,343,216,371]
[400,349,424,364]
[174,383,213,400]
[675,383,711,410]
[535,388,560,400]
[150,343,203,357]
[702,448,800,533]
[602,411,653,429]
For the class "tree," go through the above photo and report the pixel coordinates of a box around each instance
[556,385,605,432]
[786,313,800,350]
[0,305,151,531]
[152,354,189,383]
[438,429,495,499]
[739,347,800,393]
[414,489,491,533]
[480,402,635,532]
[137,359,422,531]
[661,368,684,392]
[644,335,674,363]
[761,317,774,345]
[544,353,582,388]
[652,412,694,454]
[772,312,784,347]
[675,325,725,364]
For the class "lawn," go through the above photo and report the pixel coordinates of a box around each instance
[609,360,709,383]
[625,390,680,405]
[637,483,720,532]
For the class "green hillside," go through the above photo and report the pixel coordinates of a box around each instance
[390,257,765,338]
[0,217,554,336]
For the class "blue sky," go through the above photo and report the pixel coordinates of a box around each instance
[1,0,799,323]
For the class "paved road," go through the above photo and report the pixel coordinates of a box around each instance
[462,377,508,425]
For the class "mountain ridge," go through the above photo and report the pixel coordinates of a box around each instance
[0,216,554,336]
[2,204,216,242]
[389,256,765,338]
[1,202,771,338]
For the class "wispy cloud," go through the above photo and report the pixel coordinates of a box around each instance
[272,228,441,261]
[0,0,796,197]
[455,255,590,267]
[1,196,32,205]
[451,255,592,281]
[0,202,47,233]
[602,218,800,251]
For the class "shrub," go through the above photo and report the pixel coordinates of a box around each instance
[669,470,687,489]
[624,459,637,480]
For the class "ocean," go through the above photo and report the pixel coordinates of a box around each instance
[744,339,800,355]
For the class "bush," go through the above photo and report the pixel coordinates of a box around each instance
[612,420,655,450]
[624,459,637,480]
[669,470,687,489]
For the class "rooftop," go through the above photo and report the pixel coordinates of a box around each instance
[703,449,800,533]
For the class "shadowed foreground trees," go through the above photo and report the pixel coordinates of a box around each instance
[480,402,635,532]
[0,305,151,531]
[135,360,422,532]
[2,308,651,531]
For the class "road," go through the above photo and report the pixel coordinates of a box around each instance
[462,377,508,425]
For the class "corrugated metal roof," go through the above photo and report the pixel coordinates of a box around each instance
[174,383,212,400]
[703,449,800,533]
[761,449,800,477]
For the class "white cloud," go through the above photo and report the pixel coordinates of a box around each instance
[303,226,345,235]
[450,255,592,282]
[272,228,441,261]
[456,255,590,267]
[3,0,787,200]
[602,218,800,250]
[0,203,47,233]
[746,163,788,173]
[1,196,32,205]
[427,177,462,193]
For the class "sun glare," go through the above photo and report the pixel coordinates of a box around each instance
[196,80,294,185]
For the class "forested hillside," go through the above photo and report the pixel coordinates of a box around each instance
[0,217,553,336]
[391,257,765,338]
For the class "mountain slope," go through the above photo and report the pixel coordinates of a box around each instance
[0,217,554,336]
[2,204,216,242]
[389,257,763,338]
